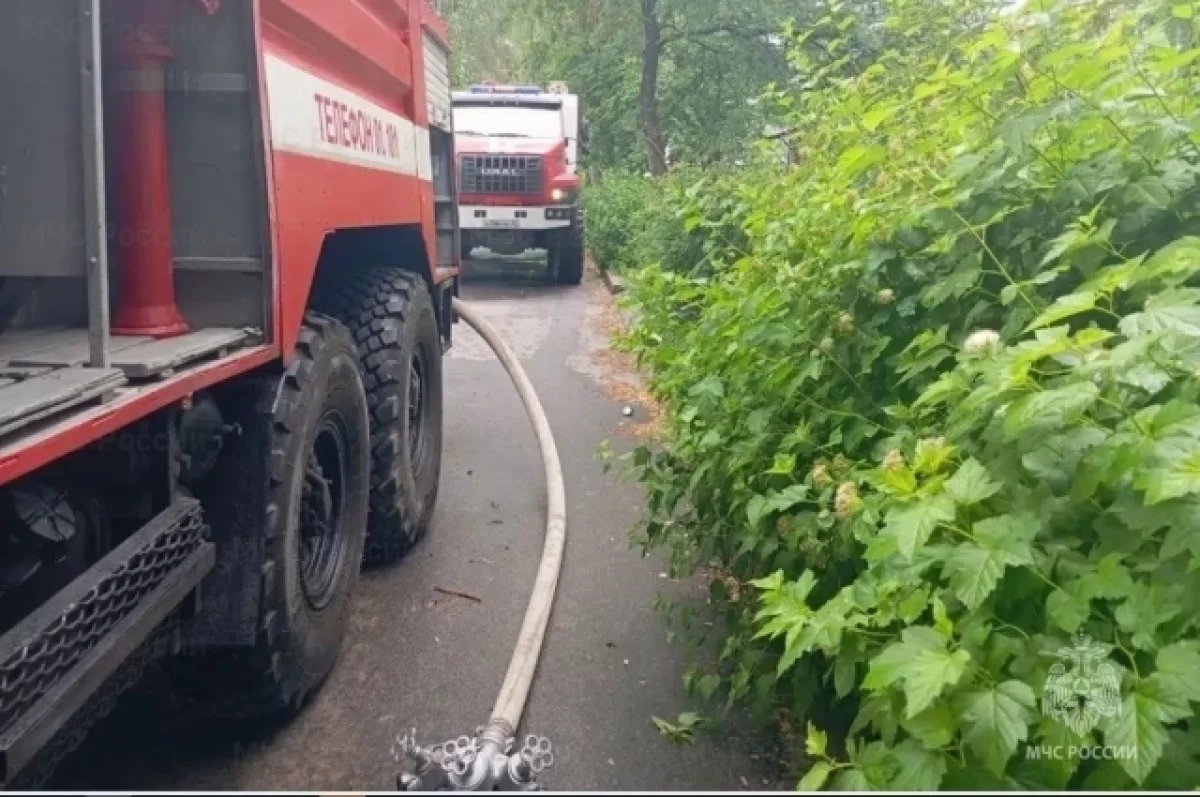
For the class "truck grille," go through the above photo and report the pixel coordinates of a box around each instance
[460,155,543,195]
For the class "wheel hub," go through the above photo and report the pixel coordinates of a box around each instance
[299,415,350,610]
[408,352,427,464]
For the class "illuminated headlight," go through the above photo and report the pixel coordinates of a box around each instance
[549,187,578,204]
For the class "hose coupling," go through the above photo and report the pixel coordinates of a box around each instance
[393,728,554,791]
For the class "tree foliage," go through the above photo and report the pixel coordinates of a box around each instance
[603,0,1200,789]
[441,0,525,86]
[445,0,808,173]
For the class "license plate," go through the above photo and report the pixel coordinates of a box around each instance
[483,219,519,229]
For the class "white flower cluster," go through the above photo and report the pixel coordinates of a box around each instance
[963,328,1001,355]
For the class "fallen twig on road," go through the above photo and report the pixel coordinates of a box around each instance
[434,587,483,604]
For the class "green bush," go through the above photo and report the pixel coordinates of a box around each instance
[619,0,1200,789]
[583,169,736,275]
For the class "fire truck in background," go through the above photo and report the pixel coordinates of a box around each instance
[0,0,458,785]
[453,83,588,285]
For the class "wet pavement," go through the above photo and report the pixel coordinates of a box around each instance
[50,258,777,791]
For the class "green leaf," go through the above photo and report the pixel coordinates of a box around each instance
[1085,554,1136,599]
[997,111,1047,157]
[851,693,901,742]
[1004,383,1100,441]
[1161,519,1200,561]
[1126,175,1173,209]
[1047,587,1091,633]
[1118,365,1171,395]
[746,495,769,527]
[834,646,858,699]
[1026,291,1099,332]
[762,485,812,518]
[832,767,872,790]
[944,458,1001,505]
[903,647,971,718]
[932,595,954,639]
[943,542,1005,610]
[877,464,919,496]
[902,702,957,749]
[1022,427,1108,492]
[882,495,957,561]
[864,627,954,703]
[961,681,1038,776]
[806,721,828,757]
[913,81,944,100]
[798,762,832,791]
[889,739,947,791]
[1173,3,1195,18]
[1120,288,1200,338]
[1144,236,1200,281]
[897,587,930,623]
[1145,727,1200,790]
[1115,582,1184,650]
[1140,449,1200,505]
[942,515,1036,609]
[864,642,917,693]
[913,437,956,475]
[1105,692,1169,784]
[1149,641,1200,704]
[1027,718,1087,787]
[697,673,721,701]
[862,105,895,131]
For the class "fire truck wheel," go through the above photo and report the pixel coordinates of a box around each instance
[161,313,371,717]
[554,226,584,286]
[314,268,444,566]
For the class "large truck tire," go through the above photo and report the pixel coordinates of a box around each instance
[554,225,584,286]
[314,268,444,566]
[160,313,370,717]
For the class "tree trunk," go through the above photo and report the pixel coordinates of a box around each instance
[639,0,668,176]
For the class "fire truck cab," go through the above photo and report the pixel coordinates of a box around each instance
[453,84,586,285]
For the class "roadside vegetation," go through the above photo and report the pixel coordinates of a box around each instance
[450,0,1200,789]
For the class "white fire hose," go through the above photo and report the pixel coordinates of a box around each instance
[393,298,566,791]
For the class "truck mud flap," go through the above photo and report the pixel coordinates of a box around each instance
[0,498,214,787]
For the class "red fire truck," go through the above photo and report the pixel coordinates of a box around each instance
[0,0,458,785]
[453,84,586,285]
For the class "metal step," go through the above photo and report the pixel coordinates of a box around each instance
[0,368,126,438]
[9,328,258,379]
[0,499,214,785]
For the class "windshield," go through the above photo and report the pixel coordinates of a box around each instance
[453,105,563,139]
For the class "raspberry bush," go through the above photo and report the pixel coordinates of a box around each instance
[608,0,1200,788]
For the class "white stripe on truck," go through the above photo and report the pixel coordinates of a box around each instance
[264,53,432,181]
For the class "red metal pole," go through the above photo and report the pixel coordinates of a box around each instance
[109,0,219,338]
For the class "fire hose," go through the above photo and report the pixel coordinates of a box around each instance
[392,298,566,791]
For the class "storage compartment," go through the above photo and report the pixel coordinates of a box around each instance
[0,0,271,440]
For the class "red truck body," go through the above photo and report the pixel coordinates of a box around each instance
[0,0,458,489]
[0,0,458,785]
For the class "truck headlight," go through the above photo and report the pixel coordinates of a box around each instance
[551,188,574,204]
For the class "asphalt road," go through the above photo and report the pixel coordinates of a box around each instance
[50,258,775,791]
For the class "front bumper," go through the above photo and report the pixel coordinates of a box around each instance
[459,205,575,231]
